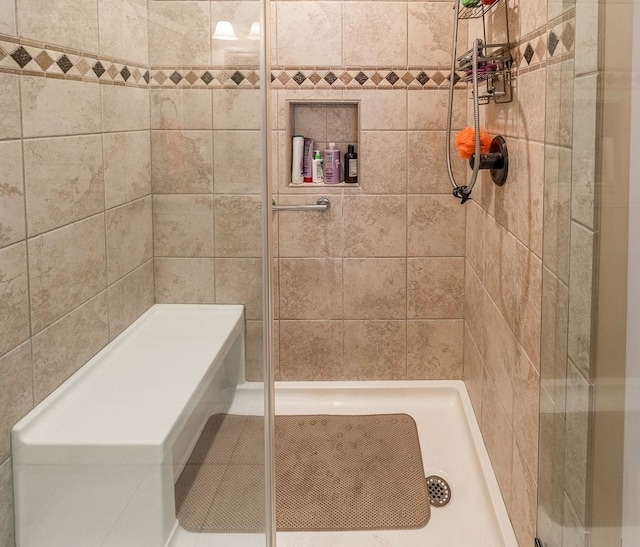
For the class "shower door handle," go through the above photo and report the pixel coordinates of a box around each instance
[271,197,330,212]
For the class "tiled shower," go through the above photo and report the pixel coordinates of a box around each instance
[0,0,629,545]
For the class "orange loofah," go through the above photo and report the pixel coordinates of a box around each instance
[455,127,492,159]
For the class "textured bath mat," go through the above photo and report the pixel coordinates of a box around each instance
[175,413,431,533]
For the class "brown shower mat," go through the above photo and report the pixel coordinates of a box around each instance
[175,413,431,533]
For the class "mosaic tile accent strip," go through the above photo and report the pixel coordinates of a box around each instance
[269,68,466,89]
[2,13,573,90]
[0,34,149,87]
[512,13,575,74]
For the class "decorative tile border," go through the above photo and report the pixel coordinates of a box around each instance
[1,13,575,91]
[269,68,465,90]
[512,10,575,75]
[0,34,150,86]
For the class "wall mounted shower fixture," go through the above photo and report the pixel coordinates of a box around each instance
[445,0,512,204]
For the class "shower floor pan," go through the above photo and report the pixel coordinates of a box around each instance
[167,380,518,547]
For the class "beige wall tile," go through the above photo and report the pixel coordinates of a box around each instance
[0,141,25,249]
[106,197,153,283]
[543,145,571,283]
[343,195,406,257]
[408,3,464,67]
[155,257,215,303]
[574,0,599,77]
[213,131,261,194]
[0,342,33,462]
[17,0,98,50]
[98,0,149,64]
[279,258,342,319]
[101,86,150,133]
[0,243,30,357]
[151,131,213,194]
[28,215,107,333]
[32,292,109,404]
[545,60,574,148]
[407,195,465,256]
[151,89,213,131]
[465,200,484,279]
[360,131,407,194]
[0,0,16,35]
[564,360,591,527]
[21,77,101,138]
[538,387,566,547]
[214,195,262,258]
[514,140,544,257]
[511,441,538,547]
[344,89,407,131]
[407,319,463,379]
[541,267,569,413]
[327,104,359,143]
[519,0,547,35]
[0,74,20,140]
[107,260,154,340]
[407,257,464,318]
[213,90,261,131]
[277,195,343,258]
[482,215,516,328]
[148,1,211,66]
[464,260,484,356]
[103,131,151,209]
[276,2,342,66]
[153,195,214,258]
[482,287,516,421]
[513,343,540,478]
[517,68,547,143]
[279,320,342,380]
[463,325,483,419]
[484,80,520,140]
[407,131,466,194]
[343,3,407,66]
[571,73,598,230]
[343,258,406,319]
[481,370,514,512]
[24,135,104,237]
[343,320,406,379]
[211,1,260,67]
[0,458,15,547]
[567,222,595,378]
[215,258,263,320]
[293,103,328,144]
[245,320,264,382]
[515,243,542,368]
[408,89,467,131]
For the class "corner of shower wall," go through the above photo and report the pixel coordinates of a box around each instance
[462,0,548,544]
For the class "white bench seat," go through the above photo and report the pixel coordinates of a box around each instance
[12,304,246,547]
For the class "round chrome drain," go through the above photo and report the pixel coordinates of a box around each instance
[426,475,451,507]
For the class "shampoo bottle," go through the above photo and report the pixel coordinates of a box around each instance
[303,137,314,182]
[291,135,304,184]
[344,144,358,183]
[323,143,341,184]
[312,150,324,183]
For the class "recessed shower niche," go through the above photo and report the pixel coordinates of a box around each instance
[285,100,361,187]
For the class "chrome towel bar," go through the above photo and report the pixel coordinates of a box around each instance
[272,197,330,212]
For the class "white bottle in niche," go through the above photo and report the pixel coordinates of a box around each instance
[312,150,324,183]
[323,143,341,184]
[291,135,304,184]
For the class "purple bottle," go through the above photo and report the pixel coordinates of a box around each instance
[323,143,341,184]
